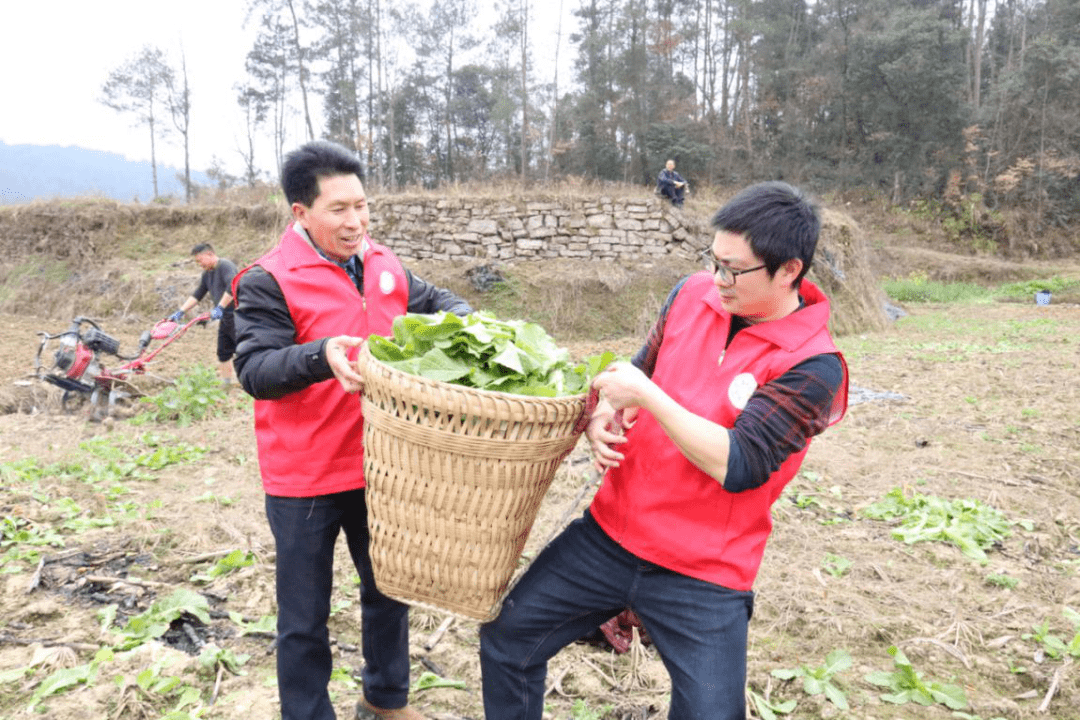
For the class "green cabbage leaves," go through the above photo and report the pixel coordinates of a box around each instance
[367,311,615,397]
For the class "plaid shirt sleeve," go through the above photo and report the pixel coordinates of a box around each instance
[629,278,843,493]
[724,354,845,493]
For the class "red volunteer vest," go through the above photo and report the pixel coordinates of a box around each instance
[237,224,408,497]
[589,272,848,590]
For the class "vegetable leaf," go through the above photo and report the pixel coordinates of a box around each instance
[368,311,615,396]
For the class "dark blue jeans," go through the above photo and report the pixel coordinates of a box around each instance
[479,512,753,720]
[266,489,411,720]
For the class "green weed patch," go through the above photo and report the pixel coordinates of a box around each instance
[862,488,1029,563]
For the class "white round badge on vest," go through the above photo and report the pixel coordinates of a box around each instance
[728,372,758,410]
[379,270,396,295]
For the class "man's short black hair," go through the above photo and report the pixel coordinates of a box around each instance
[191,243,214,256]
[710,181,820,287]
[281,141,365,208]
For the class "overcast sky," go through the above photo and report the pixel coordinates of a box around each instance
[2,0,573,180]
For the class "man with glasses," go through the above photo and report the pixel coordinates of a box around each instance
[479,181,848,720]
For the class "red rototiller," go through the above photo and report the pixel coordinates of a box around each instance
[34,314,210,414]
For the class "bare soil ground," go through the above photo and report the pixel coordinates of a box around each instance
[1,255,1079,720]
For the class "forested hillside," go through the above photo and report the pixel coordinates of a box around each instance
[226,0,1079,220]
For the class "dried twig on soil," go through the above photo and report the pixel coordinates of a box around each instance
[82,573,165,588]
[544,664,572,698]
[0,633,98,652]
[211,663,225,705]
[620,627,653,690]
[179,548,243,564]
[424,617,455,652]
[1037,659,1071,713]
[25,557,44,593]
[580,655,622,691]
[420,656,446,677]
[899,637,971,669]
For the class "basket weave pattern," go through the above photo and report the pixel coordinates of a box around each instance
[358,344,586,621]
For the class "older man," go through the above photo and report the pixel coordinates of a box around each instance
[656,159,688,207]
[232,140,472,720]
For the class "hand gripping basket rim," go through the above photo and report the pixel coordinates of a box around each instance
[357,342,588,621]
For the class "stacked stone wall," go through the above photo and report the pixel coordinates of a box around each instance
[368,194,706,262]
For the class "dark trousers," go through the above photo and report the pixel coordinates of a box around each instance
[658,182,685,207]
[216,309,236,362]
[266,489,411,720]
[479,512,753,720]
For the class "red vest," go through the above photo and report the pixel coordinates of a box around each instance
[240,223,408,497]
[589,273,848,590]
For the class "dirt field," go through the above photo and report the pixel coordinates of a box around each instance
[1,254,1079,720]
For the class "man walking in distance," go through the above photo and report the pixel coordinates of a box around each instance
[479,182,848,719]
[168,243,237,384]
[232,140,472,720]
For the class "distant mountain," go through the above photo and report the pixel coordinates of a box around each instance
[0,141,211,204]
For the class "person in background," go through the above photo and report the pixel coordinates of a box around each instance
[168,243,237,385]
[232,140,471,720]
[656,158,688,207]
[479,181,848,720]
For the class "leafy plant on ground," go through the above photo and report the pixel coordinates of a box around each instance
[984,572,1019,589]
[0,515,65,571]
[197,643,250,677]
[0,434,206,571]
[113,655,204,719]
[189,548,255,584]
[568,697,615,720]
[745,686,796,720]
[1022,607,1080,659]
[108,588,212,651]
[771,648,852,710]
[864,645,967,710]
[821,553,852,578]
[862,487,1027,563]
[410,670,467,693]
[883,272,992,304]
[368,311,616,396]
[883,272,1080,305]
[132,364,228,425]
[781,472,849,525]
[27,647,114,712]
[994,276,1080,302]
[228,611,277,637]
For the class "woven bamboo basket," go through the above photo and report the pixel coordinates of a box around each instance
[357,343,588,621]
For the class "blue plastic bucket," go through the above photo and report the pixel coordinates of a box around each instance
[1035,290,1052,306]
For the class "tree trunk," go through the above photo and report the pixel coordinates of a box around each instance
[973,0,987,108]
[286,0,315,141]
[446,27,455,184]
[148,99,159,199]
[546,0,563,182]
[520,0,528,181]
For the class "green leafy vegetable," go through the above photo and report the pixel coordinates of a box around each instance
[771,648,852,709]
[862,487,1015,563]
[864,645,968,710]
[368,311,616,397]
[410,670,467,693]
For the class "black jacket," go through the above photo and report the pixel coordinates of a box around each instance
[233,265,473,399]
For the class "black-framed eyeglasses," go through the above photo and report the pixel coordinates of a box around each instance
[701,249,767,285]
